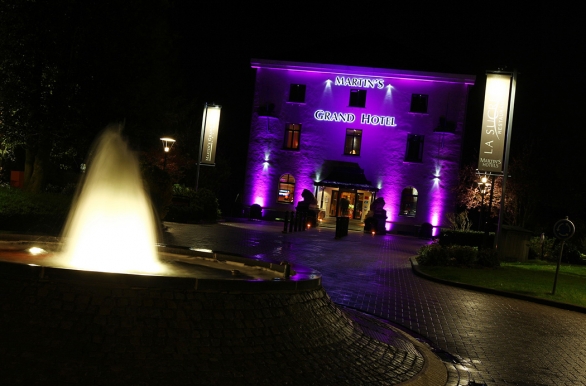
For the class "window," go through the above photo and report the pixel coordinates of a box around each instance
[289,84,306,103]
[400,187,418,217]
[405,134,424,162]
[283,124,301,150]
[344,129,362,156]
[349,89,367,107]
[277,174,295,203]
[410,94,428,113]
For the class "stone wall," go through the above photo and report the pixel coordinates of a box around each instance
[0,270,424,385]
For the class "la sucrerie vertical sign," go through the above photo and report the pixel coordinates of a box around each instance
[478,73,512,173]
[200,104,221,166]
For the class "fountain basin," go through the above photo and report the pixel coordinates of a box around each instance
[0,234,321,291]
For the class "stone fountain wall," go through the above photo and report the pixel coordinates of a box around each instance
[0,268,425,385]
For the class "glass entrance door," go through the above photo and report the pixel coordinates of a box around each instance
[354,193,364,220]
[329,190,364,218]
[329,190,339,217]
[339,191,355,218]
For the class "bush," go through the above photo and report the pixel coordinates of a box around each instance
[164,187,220,223]
[448,245,478,266]
[417,240,500,268]
[553,241,585,265]
[417,242,450,266]
[0,186,73,235]
[172,184,197,198]
[477,248,500,267]
[439,228,495,248]
[142,164,173,221]
[164,205,203,223]
[527,235,556,261]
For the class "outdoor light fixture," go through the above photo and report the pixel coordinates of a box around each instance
[160,137,176,170]
[28,247,47,255]
[160,137,176,152]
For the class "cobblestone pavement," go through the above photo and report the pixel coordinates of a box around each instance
[163,220,586,385]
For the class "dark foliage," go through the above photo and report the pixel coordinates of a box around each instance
[141,163,173,222]
[164,188,220,223]
[0,186,72,235]
[439,229,495,248]
[417,241,500,268]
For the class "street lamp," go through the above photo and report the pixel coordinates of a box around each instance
[160,137,175,170]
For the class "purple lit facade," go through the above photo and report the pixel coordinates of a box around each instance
[244,59,475,235]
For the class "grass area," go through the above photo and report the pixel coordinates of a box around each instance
[416,260,586,308]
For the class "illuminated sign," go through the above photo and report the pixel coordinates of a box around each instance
[314,110,356,123]
[200,104,221,165]
[335,76,385,89]
[314,110,396,127]
[478,74,511,172]
[361,114,396,126]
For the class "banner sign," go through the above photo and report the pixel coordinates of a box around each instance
[200,104,221,165]
[478,73,512,173]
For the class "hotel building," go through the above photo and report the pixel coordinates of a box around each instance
[243,59,475,235]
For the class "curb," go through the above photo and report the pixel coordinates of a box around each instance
[410,257,586,314]
[396,328,448,386]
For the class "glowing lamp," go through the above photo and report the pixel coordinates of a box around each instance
[160,137,176,170]
[160,137,176,152]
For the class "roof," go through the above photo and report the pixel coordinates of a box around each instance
[314,161,379,191]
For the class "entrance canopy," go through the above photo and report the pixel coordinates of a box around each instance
[314,161,379,191]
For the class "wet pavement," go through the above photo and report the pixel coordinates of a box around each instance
[163,220,586,385]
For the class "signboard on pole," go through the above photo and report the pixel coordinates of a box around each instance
[200,104,221,166]
[552,217,575,295]
[478,73,512,173]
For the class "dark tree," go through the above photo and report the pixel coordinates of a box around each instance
[0,0,183,191]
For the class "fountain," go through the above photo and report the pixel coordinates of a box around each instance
[0,126,435,385]
[0,125,303,282]
[0,124,319,284]
[58,125,164,275]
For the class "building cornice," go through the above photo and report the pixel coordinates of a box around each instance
[251,58,475,85]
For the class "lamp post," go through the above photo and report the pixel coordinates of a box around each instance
[477,175,489,232]
[160,137,175,170]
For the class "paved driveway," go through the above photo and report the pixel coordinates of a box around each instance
[163,221,586,385]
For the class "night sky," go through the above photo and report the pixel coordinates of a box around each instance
[172,3,582,173]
